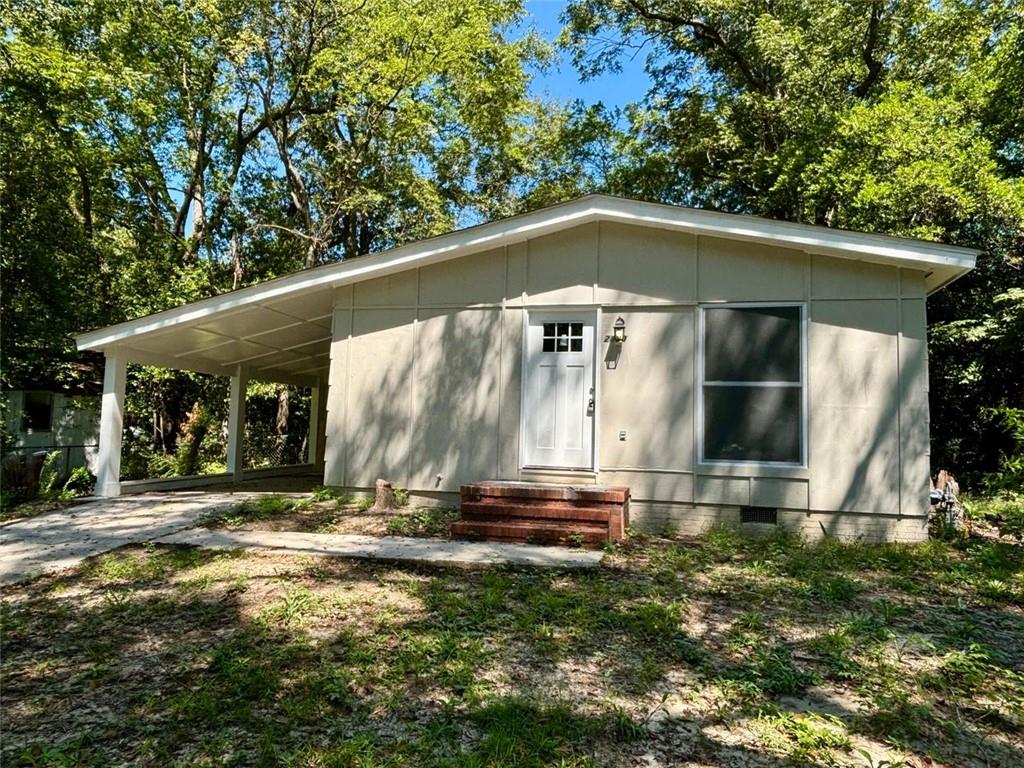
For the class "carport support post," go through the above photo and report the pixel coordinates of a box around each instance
[309,376,327,468]
[95,352,127,497]
[226,366,248,482]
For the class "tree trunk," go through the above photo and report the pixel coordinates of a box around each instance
[373,479,396,511]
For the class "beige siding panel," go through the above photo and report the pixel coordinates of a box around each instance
[506,242,526,305]
[597,222,697,304]
[697,236,807,301]
[751,477,809,509]
[354,271,418,307]
[418,247,505,306]
[498,308,524,478]
[345,308,415,486]
[525,223,598,305]
[323,308,352,486]
[900,269,927,299]
[811,255,899,299]
[599,470,694,503]
[809,299,901,514]
[695,475,750,505]
[334,284,353,308]
[411,308,503,491]
[899,299,931,517]
[598,309,694,471]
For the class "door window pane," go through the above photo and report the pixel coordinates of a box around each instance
[540,319,586,354]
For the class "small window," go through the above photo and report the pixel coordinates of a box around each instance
[22,391,54,433]
[700,305,804,465]
[542,322,584,353]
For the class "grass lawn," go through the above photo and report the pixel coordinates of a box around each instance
[1,527,1022,767]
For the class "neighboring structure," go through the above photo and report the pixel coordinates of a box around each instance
[75,195,978,542]
[4,388,100,476]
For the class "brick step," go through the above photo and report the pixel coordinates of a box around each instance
[450,519,609,548]
[461,500,612,523]
[462,482,628,505]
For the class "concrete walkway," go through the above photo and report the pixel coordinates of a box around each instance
[159,528,605,569]
[0,492,260,585]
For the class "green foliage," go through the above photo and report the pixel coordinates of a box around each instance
[308,485,351,504]
[1,0,573,470]
[205,494,302,528]
[385,507,460,538]
[754,711,850,764]
[563,0,1024,483]
[964,490,1024,539]
[62,466,95,497]
[36,451,63,500]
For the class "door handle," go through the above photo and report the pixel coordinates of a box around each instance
[588,397,595,411]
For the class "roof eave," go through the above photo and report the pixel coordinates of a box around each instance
[75,195,979,351]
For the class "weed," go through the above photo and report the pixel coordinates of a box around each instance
[205,494,301,528]
[385,507,459,537]
[728,643,815,697]
[755,710,850,763]
[308,485,351,504]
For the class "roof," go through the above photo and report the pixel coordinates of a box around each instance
[75,194,979,385]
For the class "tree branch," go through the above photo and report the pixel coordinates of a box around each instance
[625,0,767,92]
[854,0,885,98]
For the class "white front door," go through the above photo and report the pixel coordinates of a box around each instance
[522,311,596,469]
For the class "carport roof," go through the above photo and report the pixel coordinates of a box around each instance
[76,194,979,384]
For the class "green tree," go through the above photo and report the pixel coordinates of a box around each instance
[563,0,1024,482]
[1,0,563,469]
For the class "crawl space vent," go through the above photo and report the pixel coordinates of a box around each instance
[740,506,778,525]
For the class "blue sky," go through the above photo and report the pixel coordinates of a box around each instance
[518,0,652,110]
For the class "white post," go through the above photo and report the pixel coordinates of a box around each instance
[226,366,248,482]
[308,377,326,467]
[95,352,127,497]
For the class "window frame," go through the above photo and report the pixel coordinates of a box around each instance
[697,302,808,468]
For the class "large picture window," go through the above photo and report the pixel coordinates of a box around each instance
[699,305,805,465]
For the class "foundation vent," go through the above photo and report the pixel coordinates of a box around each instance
[740,506,778,525]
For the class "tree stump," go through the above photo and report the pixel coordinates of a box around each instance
[373,479,396,511]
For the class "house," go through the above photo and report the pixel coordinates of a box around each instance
[4,387,100,478]
[75,195,978,542]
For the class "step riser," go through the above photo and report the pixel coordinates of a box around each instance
[455,481,630,549]
[463,497,623,512]
[461,502,612,523]
[450,522,608,549]
[462,483,627,505]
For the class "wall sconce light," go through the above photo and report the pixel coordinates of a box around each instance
[611,316,627,343]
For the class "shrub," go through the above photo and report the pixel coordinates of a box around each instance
[37,451,63,500]
[62,466,95,497]
[965,491,1024,539]
[174,403,216,476]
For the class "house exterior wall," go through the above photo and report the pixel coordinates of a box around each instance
[4,390,101,474]
[324,222,932,542]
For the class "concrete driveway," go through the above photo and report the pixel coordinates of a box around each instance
[0,492,257,585]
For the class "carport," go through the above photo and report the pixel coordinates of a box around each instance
[75,278,337,496]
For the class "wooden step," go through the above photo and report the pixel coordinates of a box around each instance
[450,519,610,548]
[460,500,613,523]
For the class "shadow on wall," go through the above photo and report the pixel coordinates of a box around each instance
[329,292,926,526]
[335,306,512,493]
